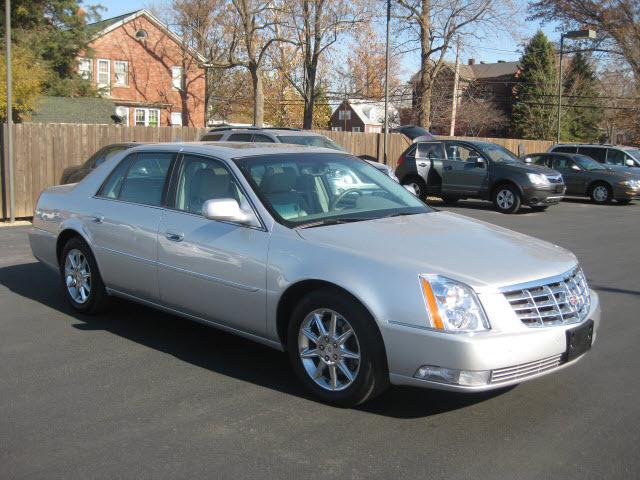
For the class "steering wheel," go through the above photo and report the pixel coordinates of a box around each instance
[330,188,363,210]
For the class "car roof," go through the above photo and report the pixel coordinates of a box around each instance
[207,127,323,137]
[552,144,636,149]
[128,141,343,160]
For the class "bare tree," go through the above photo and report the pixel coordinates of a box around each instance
[394,0,516,128]
[278,0,368,129]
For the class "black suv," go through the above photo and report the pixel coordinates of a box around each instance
[395,139,566,213]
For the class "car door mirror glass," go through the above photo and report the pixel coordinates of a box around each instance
[626,159,635,167]
[571,164,581,171]
[523,157,532,164]
[202,198,256,226]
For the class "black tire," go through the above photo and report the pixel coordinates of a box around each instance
[616,198,632,205]
[287,289,389,407]
[492,184,522,214]
[441,196,459,205]
[589,182,612,204]
[401,176,427,200]
[59,236,109,314]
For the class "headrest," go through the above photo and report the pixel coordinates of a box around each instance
[261,169,297,193]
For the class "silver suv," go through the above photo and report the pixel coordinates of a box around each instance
[548,144,640,172]
[200,127,397,180]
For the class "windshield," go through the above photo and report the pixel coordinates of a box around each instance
[277,135,345,151]
[574,154,605,170]
[625,149,640,162]
[235,153,430,228]
[479,143,522,164]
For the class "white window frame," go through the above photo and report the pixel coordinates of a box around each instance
[170,111,183,126]
[78,57,93,81]
[117,106,130,126]
[171,66,184,90]
[338,110,351,121]
[331,126,342,131]
[114,60,129,87]
[134,108,161,127]
[351,126,361,132]
[97,59,110,89]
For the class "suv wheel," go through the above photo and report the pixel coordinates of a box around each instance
[287,290,389,406]
[493,184,521,214]
[401,177,427,200]
[590,183,612,204]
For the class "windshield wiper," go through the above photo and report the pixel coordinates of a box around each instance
[381,211,418,218]
[295,217,371,229]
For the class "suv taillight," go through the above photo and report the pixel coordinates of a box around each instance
[397,153,406,167]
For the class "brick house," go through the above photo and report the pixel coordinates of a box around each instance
[79,10,207,127]
[330,100,399,133]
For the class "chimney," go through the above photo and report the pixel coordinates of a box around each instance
[468,58,475,65]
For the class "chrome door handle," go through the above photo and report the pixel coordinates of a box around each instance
[91,214,104,224]
[165,231,184,242]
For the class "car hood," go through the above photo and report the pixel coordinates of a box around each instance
[499,162,560,176]
[297,211,577,289]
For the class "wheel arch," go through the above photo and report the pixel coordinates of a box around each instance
[490,179,523,198]
[587,179,612,195]
[276,279,388,364]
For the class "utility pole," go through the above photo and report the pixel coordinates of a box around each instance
[556,33,565,144]
[449,37,460,137]
[5,0,14,223]
[383,0,391,164]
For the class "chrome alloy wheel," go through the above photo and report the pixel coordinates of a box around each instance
[298,309,361,391]
[64,249,91,304]
[406,181,422,197]
[593,185,609,202]
[496,188,515,210]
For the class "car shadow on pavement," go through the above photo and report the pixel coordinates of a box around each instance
[0,261,512,419]
[427,199,539,214]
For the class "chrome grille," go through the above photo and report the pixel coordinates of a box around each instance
[503,267,591,327]
[490,354,564,384]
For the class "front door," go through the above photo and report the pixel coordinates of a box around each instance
[551,155,587,195]
[443,142,488,195]
[157,154,269,336]
[415,142,444,193]
[86,151,175,301]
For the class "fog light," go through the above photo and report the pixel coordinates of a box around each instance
[414,365,490,386]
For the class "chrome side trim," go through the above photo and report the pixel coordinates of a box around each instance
[156,261,260,292]
[106,288,283,351]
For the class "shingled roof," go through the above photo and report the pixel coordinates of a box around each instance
[28,96,117,124]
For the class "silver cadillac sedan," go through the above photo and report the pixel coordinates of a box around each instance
[30,143,600,406]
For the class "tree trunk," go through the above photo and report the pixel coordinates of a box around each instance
[417,0,432,128]
[250,64,264,127]
[302,63,317,130]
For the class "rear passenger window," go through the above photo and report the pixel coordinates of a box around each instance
[578,147,606,163]
[98,155,132,199]
[253,134,275,143]
[202,133,223,141]
[416,143,441,159]
[552,146,577,154]
[228,133,253,142]
[118,153,173,206]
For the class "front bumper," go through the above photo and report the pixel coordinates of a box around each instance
[521,185,566,206]
[385,290,600,392]
[613,185,640,200]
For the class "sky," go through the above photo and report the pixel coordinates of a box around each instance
[89,0,559,74]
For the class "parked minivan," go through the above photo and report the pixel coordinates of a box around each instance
[395,139,566,213]
[548,144,640,172]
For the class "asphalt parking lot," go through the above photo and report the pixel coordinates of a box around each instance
[1,199,639,479]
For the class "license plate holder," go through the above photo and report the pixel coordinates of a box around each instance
[566,320,594,361]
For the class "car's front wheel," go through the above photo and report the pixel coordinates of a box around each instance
[493,184,521,213]
[287,290,389,406]
[589,182,612,204]
[59,236,109,313]
[401,176,427,200]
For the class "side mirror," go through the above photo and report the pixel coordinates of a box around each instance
[475,157,486,168]
[202,198,257,226]
[404,184,417,195]
[626,159,636,167]
[523,157,533,164]
[571,165,581,171]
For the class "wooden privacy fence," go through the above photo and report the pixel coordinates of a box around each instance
[0,122,553,220]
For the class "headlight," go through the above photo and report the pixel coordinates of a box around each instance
[527,173,551,186]
[620,179,640,188]
[419,275,490,333]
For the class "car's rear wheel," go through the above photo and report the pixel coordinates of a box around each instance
[493,184,521,214]
[589,182,612,204]
[287,290,388,406]
[59,236,109,313]
[401,176,427,201]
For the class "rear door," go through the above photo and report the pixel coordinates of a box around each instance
[86,151,175,301]
[578,146,607,164]
[443,142,488,195]
[415,142,444,192]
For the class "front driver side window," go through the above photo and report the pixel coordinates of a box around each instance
[552,156,574,170]
[446,144,480,162]
[175,155,249,216]
[606,149,626,166]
